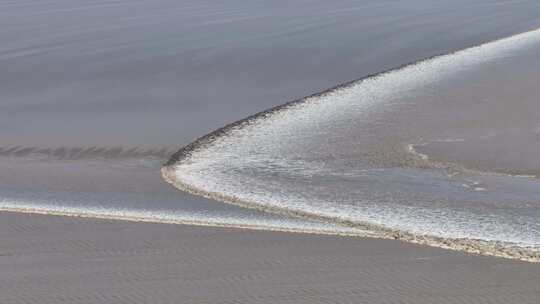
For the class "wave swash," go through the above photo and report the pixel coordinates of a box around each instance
[163,28,540,262]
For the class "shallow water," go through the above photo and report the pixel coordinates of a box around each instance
[2,1,540,258]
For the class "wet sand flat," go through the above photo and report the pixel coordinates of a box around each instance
[1,212,539,304]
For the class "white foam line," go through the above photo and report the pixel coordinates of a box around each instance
[163,167,540,262]
[166,28,540,262]
[0,199,368,237]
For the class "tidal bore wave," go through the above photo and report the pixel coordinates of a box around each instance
[164,28,540,262]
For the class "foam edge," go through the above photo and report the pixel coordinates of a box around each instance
[162,166,540,263]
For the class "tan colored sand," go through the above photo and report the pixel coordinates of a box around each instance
[0,212,539,303]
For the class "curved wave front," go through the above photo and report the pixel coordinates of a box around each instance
[164,28,540,262]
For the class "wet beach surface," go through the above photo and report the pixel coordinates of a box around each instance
[1,212,539,304]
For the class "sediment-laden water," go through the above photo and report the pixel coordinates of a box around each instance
[2,0,540,261]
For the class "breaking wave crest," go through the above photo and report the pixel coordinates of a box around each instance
[164,28,540,262]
